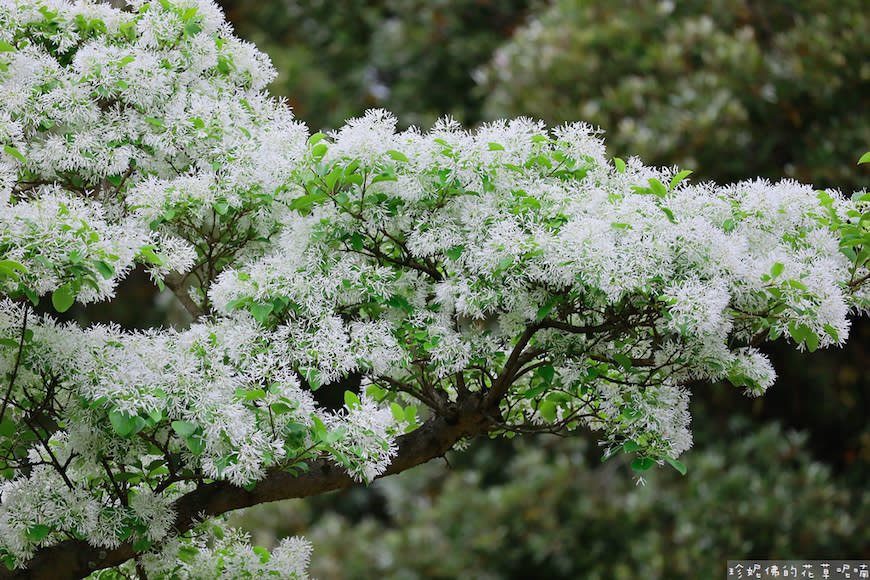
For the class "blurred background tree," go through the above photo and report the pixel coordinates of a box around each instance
[218,0,542,130]
[475,0,870,191]
[233,421,870,579]
[64,0,868,576]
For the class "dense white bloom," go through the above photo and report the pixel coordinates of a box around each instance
[0,0,867,575]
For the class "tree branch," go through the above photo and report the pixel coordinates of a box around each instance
[163,272,205,320]
[1,393,492,580]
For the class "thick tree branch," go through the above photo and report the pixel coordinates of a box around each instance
[163,272,205,320]
[2,393,492,580]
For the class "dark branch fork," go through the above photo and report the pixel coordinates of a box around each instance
[2,315,548,580]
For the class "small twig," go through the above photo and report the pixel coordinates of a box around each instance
[0,305,29,426]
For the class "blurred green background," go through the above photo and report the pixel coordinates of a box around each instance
[77,1,870,577]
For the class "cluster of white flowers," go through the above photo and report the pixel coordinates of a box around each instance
[130,521,311,579]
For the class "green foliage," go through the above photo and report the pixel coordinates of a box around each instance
[478,0,870,190]
[219,0,539,129]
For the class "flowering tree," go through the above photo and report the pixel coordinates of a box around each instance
[0,1,869,578]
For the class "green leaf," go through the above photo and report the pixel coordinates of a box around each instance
[253,545,271,564]
[858,152,870,165]
[243,389,266,401]
[184,22,201,36]
[311,416,329,442]
[51,284,76,313]
[487,142,505,151]
[0,260,26,281]
[805,331,819,352]
[344,390,360,409]
[311,143,328,159]
[106,174,124,187]
[171,420,197,438]
[23,287,39,306]
[665,456,687,475]
[3,145,25,163]
[140,247,166,266]
[132,536,152,552]
[391,402,404,422]
[304,369,321,391]
[630,457,656,472]
[145,117,164,128]
[26,524,51,542]
[0,41,16,52]
[823,323,839,342]
[386,149,408,162]
[623,440,643,453]
[445,245,464,261]
[270,402,292,415]
[497,255,514,271]
[404,405,417,424]
[648,178,668,198]
[538,400,557,423]
[250,302,273,324]
[93,260,114,280]
[289,193,328,213]
[109,411,145,438]
[613,157,626,173]
[0,418,14,438]
[308,132,326,146]
[537,365,555,384]
[185,433,205,455]
[668,169,693,191]
[536,301,555,321]
[660,206,677,224]
[787,279,808,291]
[523,383,548,399]
[770,262,784,278]
[212,199,229,215]
[613,353,632,370]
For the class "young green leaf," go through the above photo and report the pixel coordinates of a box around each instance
[386,149,408,162]
[250,302,273,324]
[770,262,784,278]
[3,145,25,163]
[109,411,145,438]
[93,260,114,280]
[630,457,656,472]
[648,178,668,198]
[26,525,51,542]
[171,420,197,438]
[537,364,556,384]
[858,151,870,165]
[665,456,687,475]
[623,440,643,453]
[668,169,693,191]
[613,157,626,173]
[613,353,632,370]
[344,390,361,409]
[51,284,76,313]
[185,433,206,455]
